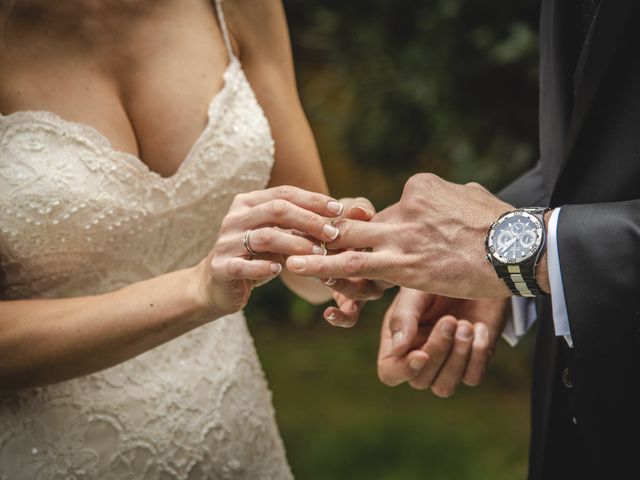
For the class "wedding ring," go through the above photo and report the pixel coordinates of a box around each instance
[243,229,257,258]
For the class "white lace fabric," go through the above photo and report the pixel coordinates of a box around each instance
[0,3,294,477]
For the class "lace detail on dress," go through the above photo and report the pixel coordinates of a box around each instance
[0,17,293,478]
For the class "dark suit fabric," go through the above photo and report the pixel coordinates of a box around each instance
[498,1,640,478]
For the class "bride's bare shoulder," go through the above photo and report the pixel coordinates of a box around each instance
[220,0,290,60]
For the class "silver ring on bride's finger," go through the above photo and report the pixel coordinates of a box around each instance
[243,229,257,258]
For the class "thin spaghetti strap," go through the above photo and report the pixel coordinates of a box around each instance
[214,0,237,61]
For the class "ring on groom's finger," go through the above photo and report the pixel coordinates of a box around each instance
[243,229,257,258]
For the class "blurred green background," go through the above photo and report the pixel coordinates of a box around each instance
[247,0,540,478]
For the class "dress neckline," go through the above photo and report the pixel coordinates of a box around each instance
[0,59,240,182]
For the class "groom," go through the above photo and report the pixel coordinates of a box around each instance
[287,1,640,478]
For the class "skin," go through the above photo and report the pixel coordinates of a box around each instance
[377,288,509,397]
[0,0,379,389]
[286,172,553,394]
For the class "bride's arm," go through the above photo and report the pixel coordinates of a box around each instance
[224,0,364,304]
[0,187,343,389]
[0,267,209,390]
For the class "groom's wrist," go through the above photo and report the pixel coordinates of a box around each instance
[534,211,553,294]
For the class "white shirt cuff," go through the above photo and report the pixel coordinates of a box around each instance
[547,207,574,348]
[502,297,537,346]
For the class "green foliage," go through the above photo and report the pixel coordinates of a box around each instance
[286,0,539,204]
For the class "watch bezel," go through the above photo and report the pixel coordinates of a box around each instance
[486,211,544,265]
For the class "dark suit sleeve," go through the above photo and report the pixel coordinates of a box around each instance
[497,162,548,207]
[557,201,640,358]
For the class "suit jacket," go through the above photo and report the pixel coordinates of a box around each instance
[499,0,640,478]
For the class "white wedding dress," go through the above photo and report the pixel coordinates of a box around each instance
[0,2,294,478]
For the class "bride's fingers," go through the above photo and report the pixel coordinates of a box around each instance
[244,228,325,256]
[232,200,341,243]
[220,257,283,281]
[232,186,344,217]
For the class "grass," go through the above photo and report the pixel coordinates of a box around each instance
[247,290,533,480]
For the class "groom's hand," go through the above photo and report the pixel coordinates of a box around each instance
[321,197,392,327]
[378,287,508,396]
[286,173,514,299]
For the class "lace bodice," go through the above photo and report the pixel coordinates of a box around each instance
[0,2,293,478]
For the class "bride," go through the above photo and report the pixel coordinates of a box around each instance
[0,0,380,477]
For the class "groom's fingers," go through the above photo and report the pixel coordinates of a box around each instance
[462,323,492,386]
[286,251,392,279]
[407,316,457,391]
[328,278,387,301]
[323,291,362,327]
[378,296,425,386]
[387,288,433,355]
[429,320,474,398]
[341,197,376,221]
[326,219,390,251]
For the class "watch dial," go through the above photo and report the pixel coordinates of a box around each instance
[491,213,541,263]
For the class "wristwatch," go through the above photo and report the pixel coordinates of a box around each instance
[485,207,550,297]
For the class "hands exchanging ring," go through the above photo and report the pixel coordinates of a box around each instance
[203,176,517,398]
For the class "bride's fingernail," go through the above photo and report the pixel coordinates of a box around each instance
[270,263,282,275]
[290,257,306,269]
[325,311,337,321]
[323,224,339,240]
[327,201,344,215]
[392,330,405,350]
[312,244,327,255]
[323,277,337,286]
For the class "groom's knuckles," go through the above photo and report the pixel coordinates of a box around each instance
[309,252,367,276]
[343,252,370,275]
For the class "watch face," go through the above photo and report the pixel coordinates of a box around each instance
[487,211,543,264]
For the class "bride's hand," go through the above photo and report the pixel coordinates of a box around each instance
[194,186,345,316]
[321,197,393,327]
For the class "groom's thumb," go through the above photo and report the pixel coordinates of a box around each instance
[388,310,419,356]
[387,289,431,355]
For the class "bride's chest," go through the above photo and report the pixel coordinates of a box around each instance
[0,71,274,299]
